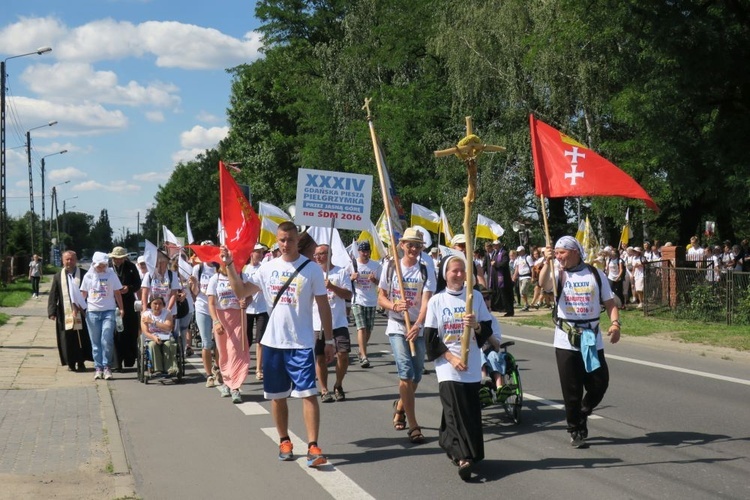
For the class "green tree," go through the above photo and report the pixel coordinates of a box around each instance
[90,209,113,251]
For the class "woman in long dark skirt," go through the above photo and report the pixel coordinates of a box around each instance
[425,255,494,480]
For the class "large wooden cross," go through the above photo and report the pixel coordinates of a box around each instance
[435,116,505,364]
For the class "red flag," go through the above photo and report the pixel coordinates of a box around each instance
[530,114,658,212]
[187,244,220,265]
[220,161,260,271]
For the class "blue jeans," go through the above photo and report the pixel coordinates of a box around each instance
[86,309,116,370]
[195,312,215,350]
[388,334,425,384]
[483,350,507,376]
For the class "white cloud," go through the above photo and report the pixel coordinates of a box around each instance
[0,16,263,70]
[145,111,165,122]
[73,180,141,192]
[12,96,128,136]
[180,125,229,148]
[133,171,169,182]
[171,125,228,163]
[48,167,87,181]
[171,148,205,164]
[22,62,181,109]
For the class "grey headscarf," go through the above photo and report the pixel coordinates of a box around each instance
[554,235,586,262]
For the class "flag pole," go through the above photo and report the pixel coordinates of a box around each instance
[363,98,415,356]
[540,194,557,304]
[435,117,504,364]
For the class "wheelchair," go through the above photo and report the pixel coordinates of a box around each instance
[479,341,523,424]
[137,331,185,384]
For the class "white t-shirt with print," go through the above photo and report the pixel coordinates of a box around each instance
[245,256,327,349]
[553,266,614,351]
[192,264,216,316]
[313,265,351,330]
[142,270,181,314]
[425,287,493,383]
[206,273,242,310]
[142,309,171,340]
[378,259,437,336]
[81,268,122,312]
[345,258,382,307]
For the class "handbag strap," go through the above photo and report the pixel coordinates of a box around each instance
[273,259,312,308]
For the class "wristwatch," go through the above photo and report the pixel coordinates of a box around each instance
[324,339,335,346]
[612,319,621,327]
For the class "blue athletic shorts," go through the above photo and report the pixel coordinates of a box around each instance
[262,346,317,399]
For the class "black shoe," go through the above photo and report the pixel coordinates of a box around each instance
[76,363,87,372]
[503,312,514,317]
[67,365,76,372]
[570,431,588,449]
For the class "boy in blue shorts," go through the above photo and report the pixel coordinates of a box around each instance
[222,222,334,467]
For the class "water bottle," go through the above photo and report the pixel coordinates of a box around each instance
[115,308,124,332]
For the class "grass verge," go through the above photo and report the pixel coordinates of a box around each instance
[509,308,750,352]
[0,279,34,307]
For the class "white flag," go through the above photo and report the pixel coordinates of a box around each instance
[185,212,195,244]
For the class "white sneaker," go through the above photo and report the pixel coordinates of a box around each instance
[205,375,216,388]
[218,384,231,397]
[94,370,103,380]
[103,368,113,380]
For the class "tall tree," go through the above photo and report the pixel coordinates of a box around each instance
[90,209,114,251]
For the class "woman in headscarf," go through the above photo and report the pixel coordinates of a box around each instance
[425,254,494,480]
[80,251,124,380]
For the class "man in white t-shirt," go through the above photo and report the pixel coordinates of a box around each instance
[347,240,382,368]
[540,236,620,449]
[223,222,333,468]
[378,227,436,445]
[512,246,534,311]
[312,244,352,402]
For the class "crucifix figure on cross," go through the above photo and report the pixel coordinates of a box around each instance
[434,116,504,364]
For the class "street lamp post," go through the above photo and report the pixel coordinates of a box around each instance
[49,182,69,262]
[1,46,52,261]
[61,196,77,251]
[26,121,58,255]
[40,150,67,261]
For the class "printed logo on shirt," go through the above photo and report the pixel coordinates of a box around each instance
[441,305,469,343]
[562,279,594,316]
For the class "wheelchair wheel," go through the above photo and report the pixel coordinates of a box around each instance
[502,368,522,424]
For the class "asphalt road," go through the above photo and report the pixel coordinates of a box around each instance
[109,316,750,499]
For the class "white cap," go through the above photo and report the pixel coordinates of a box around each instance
[451,234,467,246]
[136,256,146,264]
[516,245,525,252]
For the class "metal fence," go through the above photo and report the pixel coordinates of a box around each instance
[643,260,750,325]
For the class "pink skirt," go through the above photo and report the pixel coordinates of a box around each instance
[216,308,249,391]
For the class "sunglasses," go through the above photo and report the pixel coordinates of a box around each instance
[404,242,423,250]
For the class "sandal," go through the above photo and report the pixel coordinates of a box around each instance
[407,426,425,444]
[392,400,406,431]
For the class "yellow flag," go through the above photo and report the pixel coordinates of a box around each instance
[259,216,278,248]
[410,203,440,233]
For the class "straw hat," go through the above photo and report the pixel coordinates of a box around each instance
[108,246,128,259]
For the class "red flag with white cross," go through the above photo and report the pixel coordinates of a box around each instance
[530,114,658,212]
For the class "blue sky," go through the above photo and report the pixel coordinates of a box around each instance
[1,0,263,237]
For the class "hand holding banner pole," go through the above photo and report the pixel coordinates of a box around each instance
[435,116,504,364]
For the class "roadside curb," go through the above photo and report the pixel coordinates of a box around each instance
[98,383,135,497]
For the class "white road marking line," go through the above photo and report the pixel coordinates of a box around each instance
[523,393,602,419]
[260,427,375,500]
[237,402,269,415]
[503,334,750,386]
